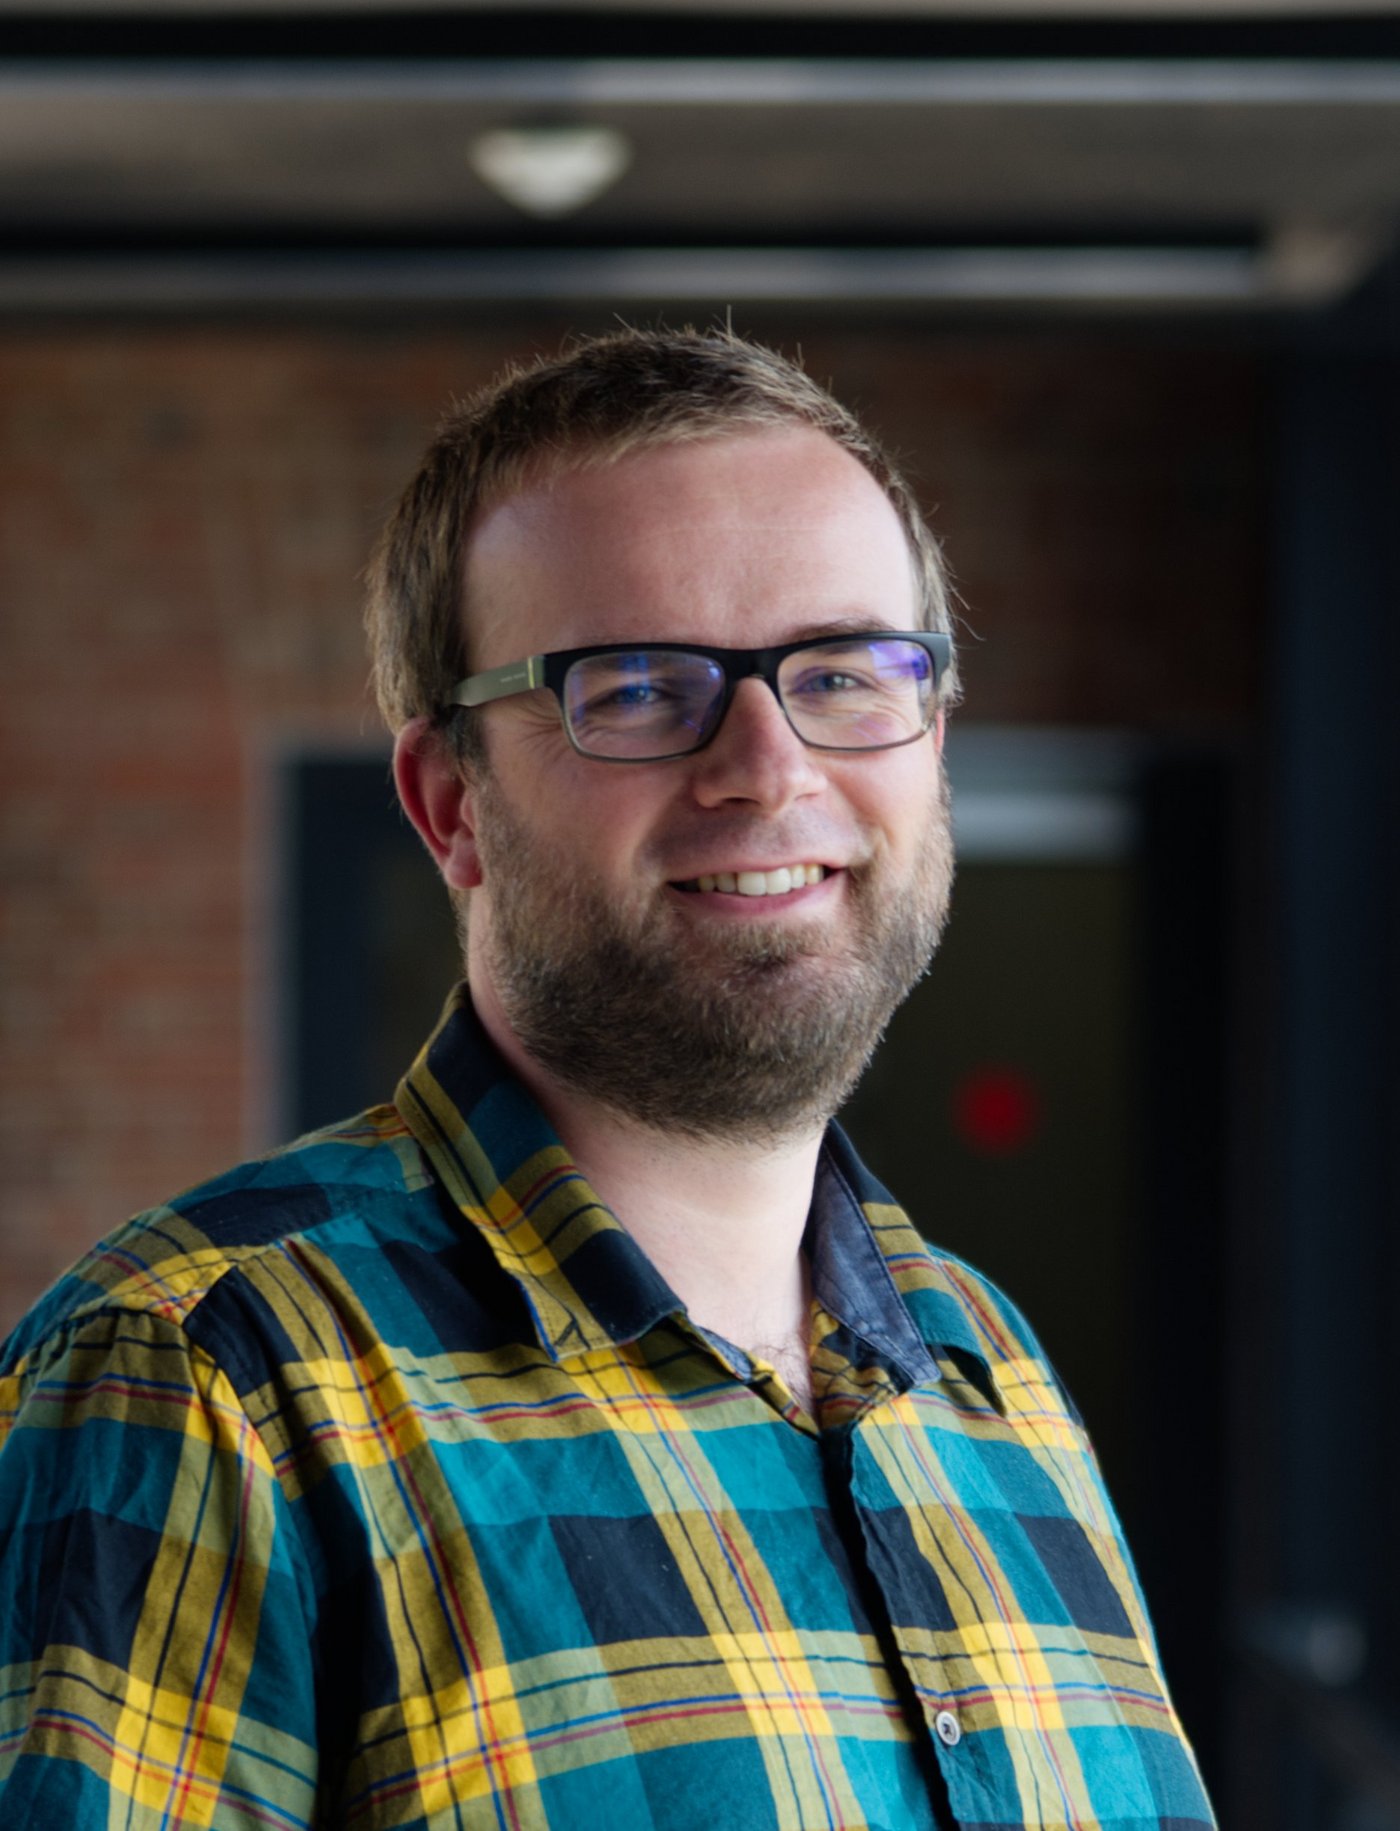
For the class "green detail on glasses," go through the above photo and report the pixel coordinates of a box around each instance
[448,632,951,762]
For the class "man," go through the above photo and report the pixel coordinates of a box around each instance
[0,329,1214,1829]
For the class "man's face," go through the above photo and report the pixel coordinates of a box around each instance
[455,426,954,1142]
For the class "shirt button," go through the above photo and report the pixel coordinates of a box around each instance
[934,1709,962,1748]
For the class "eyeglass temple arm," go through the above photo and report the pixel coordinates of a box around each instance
[450,655,548,709]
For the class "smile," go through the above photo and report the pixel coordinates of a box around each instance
[675,865,829,897]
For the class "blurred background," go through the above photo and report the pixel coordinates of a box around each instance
[1,0,1397,1821]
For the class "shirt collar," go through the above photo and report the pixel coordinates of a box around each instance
[810,1126,987,1389]
[395,987,674,1359]
[397,984,997,1399]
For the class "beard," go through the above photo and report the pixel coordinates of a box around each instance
[470,768,954,1146]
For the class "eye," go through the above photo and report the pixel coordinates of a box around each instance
[790,664,873,697]
[564,651,725,753]
[580,675,692,722]
[570,663,696,731]
[594,679,670,708]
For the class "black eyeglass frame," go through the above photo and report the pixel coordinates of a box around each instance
[445,631,952,762]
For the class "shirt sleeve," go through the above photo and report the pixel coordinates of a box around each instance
[0,1302,322,1829]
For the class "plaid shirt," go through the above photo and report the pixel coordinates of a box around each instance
[0,987,1213,1829]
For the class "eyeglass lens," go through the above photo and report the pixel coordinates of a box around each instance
[561,637,936,760]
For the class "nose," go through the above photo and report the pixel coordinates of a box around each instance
[689,676,828,813]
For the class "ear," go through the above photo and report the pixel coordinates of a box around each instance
[393,717,483,891]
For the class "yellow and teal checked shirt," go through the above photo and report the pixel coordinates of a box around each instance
[0,988,1213,1830]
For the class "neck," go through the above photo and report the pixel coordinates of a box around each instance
[470,969,821,1377]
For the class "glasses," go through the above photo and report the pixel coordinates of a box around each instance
[447,631,951,763]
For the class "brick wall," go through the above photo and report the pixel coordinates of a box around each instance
[0,320,1267,1327]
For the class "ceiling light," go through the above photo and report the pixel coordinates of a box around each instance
[468,124,631,219]
[1264,219,1383,305]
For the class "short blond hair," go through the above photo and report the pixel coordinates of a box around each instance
[366,326,958,751]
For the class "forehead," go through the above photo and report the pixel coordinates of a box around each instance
[463,426,918,663]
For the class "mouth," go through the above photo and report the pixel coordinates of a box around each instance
[672,864,830,898]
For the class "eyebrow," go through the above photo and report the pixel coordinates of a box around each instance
[540,616,907,654]
[787,615,911,642]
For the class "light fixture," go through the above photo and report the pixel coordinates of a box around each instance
[1263,218,1384,305]
[468,123,632,219]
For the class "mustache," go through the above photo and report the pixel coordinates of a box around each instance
[649,821,865,877]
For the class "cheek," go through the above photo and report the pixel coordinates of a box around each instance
[540,776,672,880]
[843,752,943,851]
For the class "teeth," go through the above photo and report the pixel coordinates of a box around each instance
[690,864,826,896]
